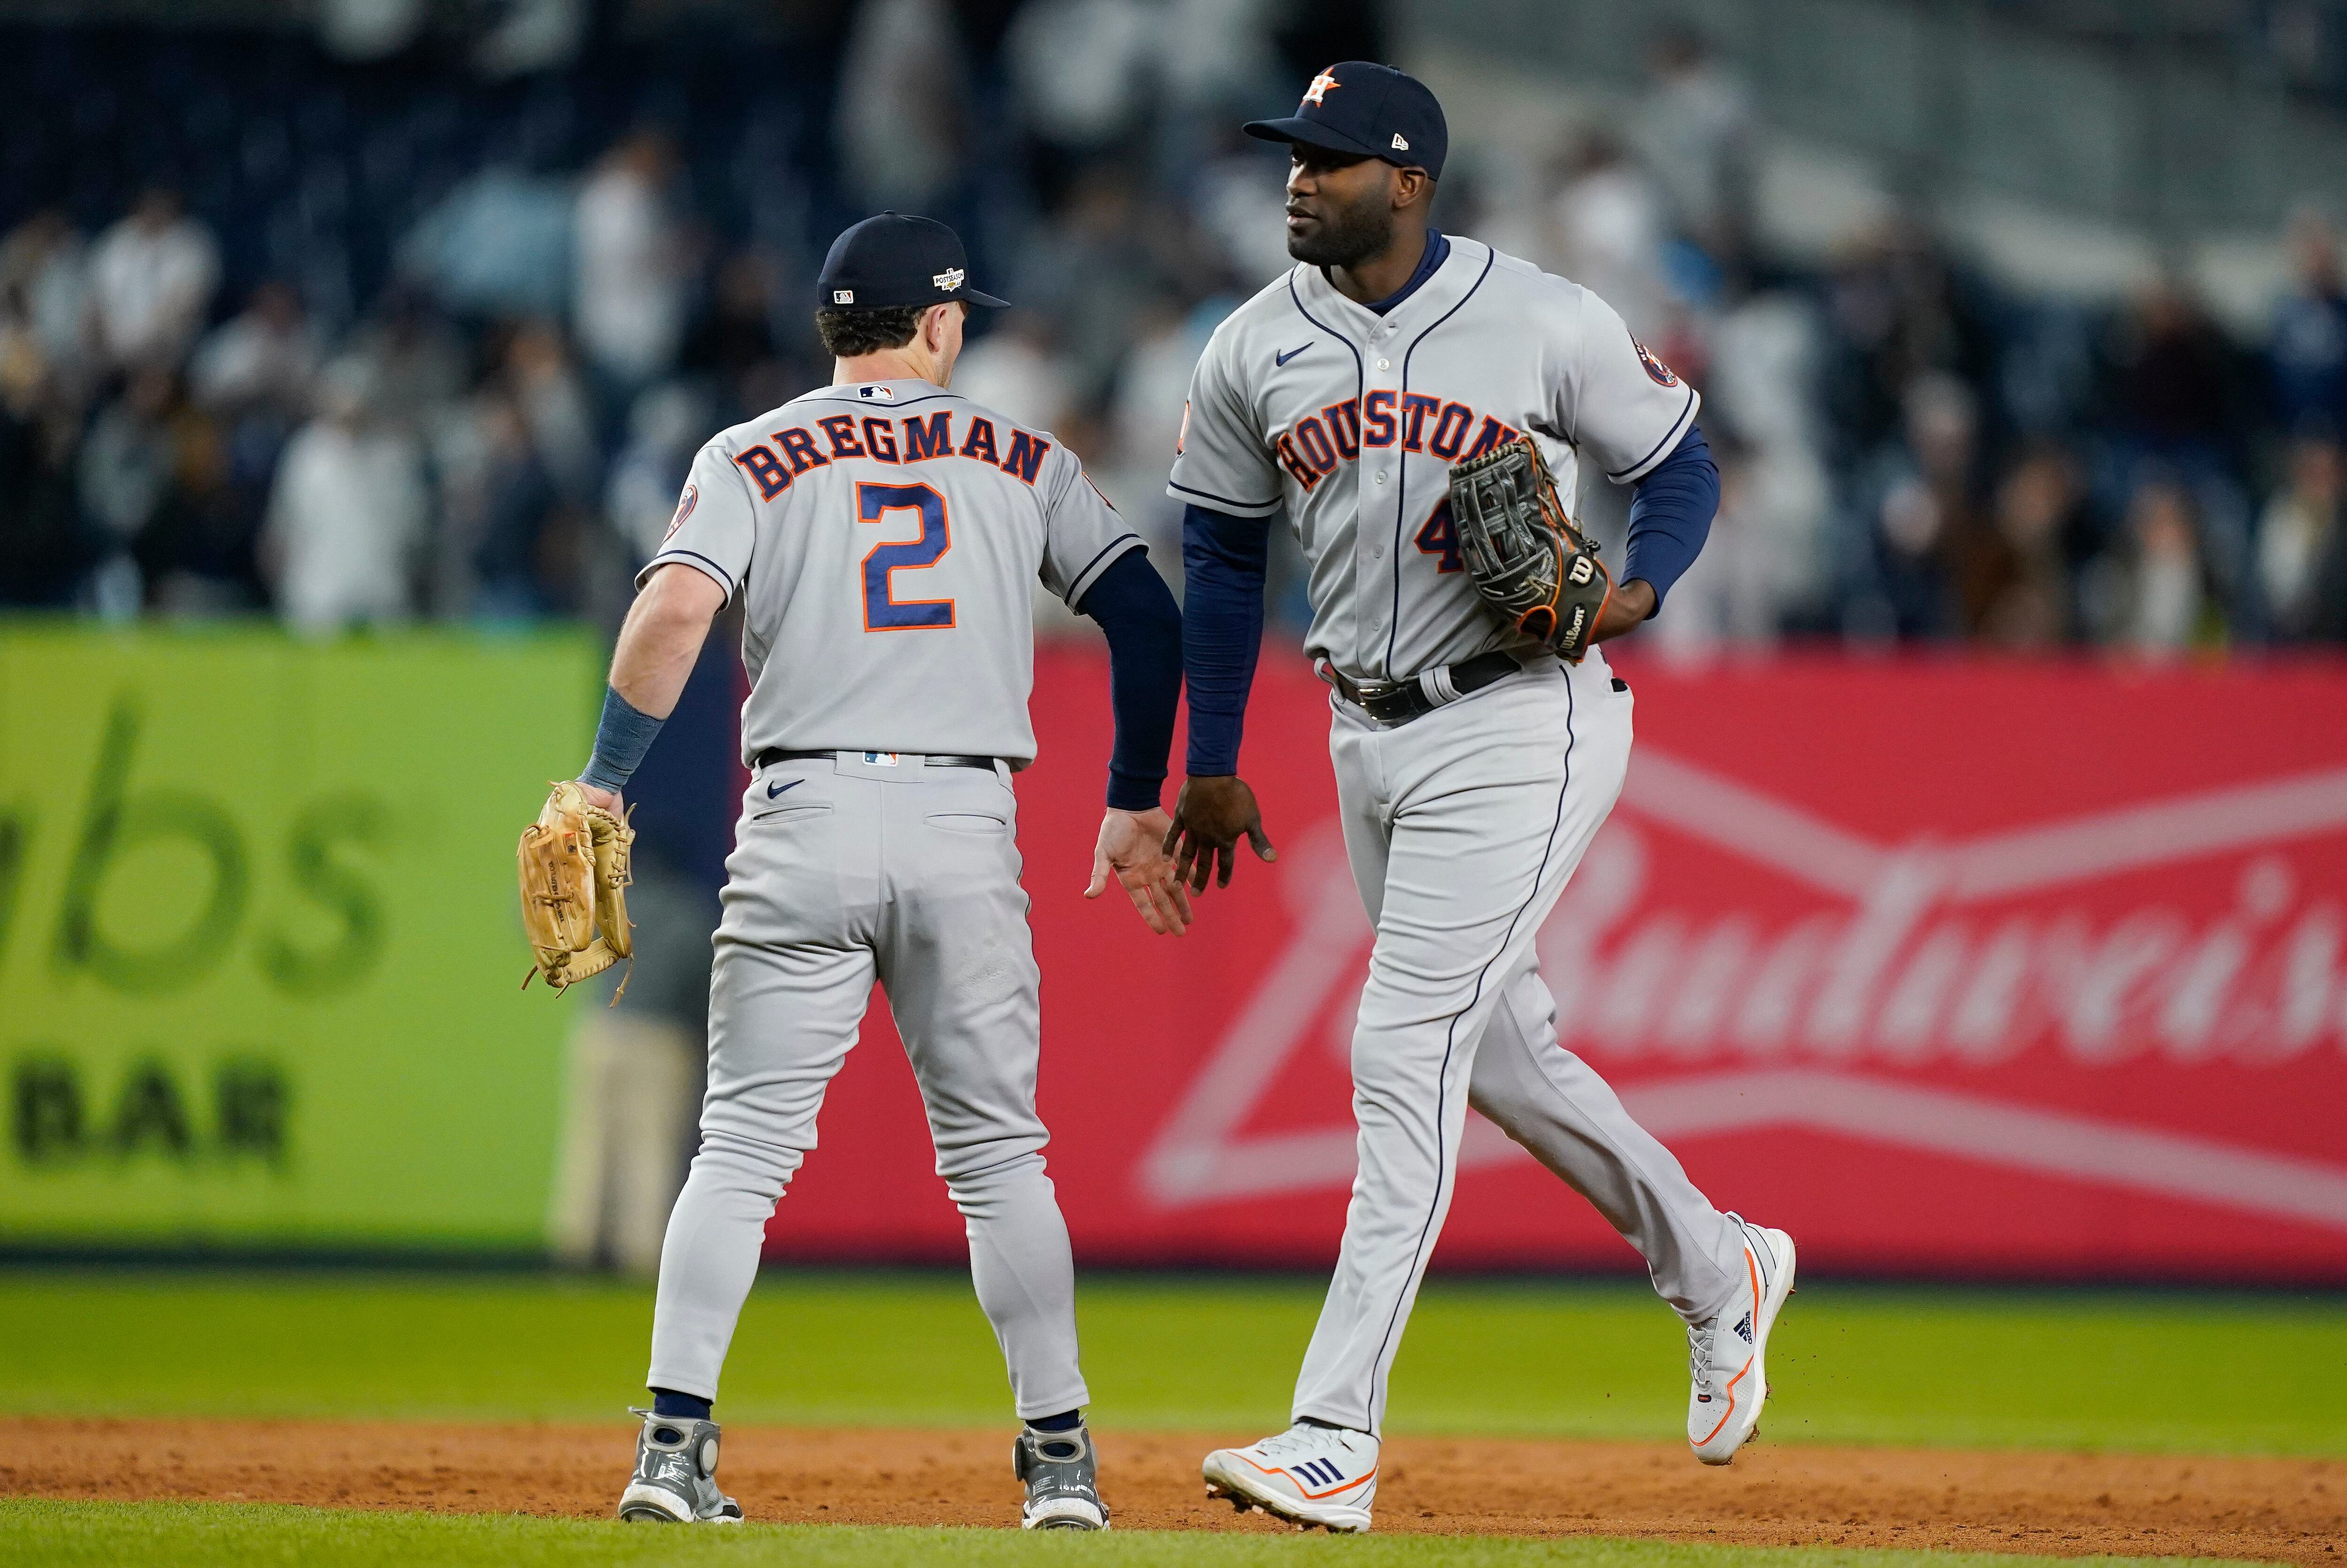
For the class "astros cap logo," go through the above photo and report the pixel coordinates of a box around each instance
[1302,70,1340,107]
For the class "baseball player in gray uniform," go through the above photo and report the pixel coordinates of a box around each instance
[569,213,1189,1530]
[1164,65,1796,1531]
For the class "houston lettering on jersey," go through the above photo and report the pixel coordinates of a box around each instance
[1274,393,1520,490]
[731,411,1053,501]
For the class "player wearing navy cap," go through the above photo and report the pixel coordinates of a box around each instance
[580,211,1187,1530]
[1168,64,1798,1530]
[814,210,1012,310]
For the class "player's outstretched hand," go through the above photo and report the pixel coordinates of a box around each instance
[1087,806,1193,935]
[1162,775,1278,894]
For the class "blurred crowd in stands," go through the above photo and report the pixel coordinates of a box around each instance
[2,4,2345,656]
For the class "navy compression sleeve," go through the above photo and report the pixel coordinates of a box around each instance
[1074,549,1183,811]
[1621,423,1719,615]
[581,685,664,792]
[1178,505,1270,776]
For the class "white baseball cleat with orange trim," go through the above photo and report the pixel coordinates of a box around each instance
[1202,1422,1379,1532]
[1687,1215,1797,1465]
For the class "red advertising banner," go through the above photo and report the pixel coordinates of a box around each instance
[769,649,2347,1284]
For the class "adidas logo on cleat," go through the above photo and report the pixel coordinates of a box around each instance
[1733,1311,1754,1344]
[1290,1458,1346,1488]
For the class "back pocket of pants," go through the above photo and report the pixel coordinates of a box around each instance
[924,810,1009,836]
[750,802,834,826]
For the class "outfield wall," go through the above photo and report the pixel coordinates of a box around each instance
[0,627,595,1252]
[9,628,2344,1281]
[775,649,2347,1285]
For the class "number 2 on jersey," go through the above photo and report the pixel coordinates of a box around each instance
[858,482,956,631]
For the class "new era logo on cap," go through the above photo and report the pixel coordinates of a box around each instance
[1392,133,1409,150]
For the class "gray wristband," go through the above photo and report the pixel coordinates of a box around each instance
[581,686,665,793]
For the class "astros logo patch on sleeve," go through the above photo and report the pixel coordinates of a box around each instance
[666,484,698,541]
[1631,336,1680,388]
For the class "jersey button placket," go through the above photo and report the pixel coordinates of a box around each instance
[1362,323,1402,680]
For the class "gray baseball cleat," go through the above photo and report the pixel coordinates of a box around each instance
[1013,1423,1109,1530]
[617,1407,744,1523]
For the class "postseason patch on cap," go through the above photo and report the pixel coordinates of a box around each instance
[932,267,965,292]
[832,289,854,304]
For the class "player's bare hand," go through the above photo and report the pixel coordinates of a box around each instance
[575,780,625,817]
[1162,775,1278,893]
[1086,807,1191,935]
[1591,578,1657,644]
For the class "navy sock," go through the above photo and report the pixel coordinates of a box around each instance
[651,1388,712,1421]
[1027,1408,1082,1432]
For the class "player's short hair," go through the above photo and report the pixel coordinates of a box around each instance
[816,303,931,359]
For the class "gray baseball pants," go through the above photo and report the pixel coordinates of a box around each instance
[1292,654,1747,1436]
[645,753,1089,1420]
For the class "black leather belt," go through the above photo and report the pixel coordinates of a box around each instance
[754,748,999,771]
[1320,649,1526,727]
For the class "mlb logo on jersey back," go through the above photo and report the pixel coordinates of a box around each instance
[859,384,896,401]
[665,484,698,541]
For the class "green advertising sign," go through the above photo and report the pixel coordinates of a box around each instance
[0,626,598,1250]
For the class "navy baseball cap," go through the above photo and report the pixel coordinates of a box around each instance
[1243,62,1448,180]
[816,212,1008,311]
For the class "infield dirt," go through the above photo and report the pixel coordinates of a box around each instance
[1,1419,2338,1562]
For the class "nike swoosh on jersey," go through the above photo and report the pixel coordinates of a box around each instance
[1275,342,1313,366]
[766,778,803,799]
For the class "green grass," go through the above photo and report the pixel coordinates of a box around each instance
[0,1270,2340,1455]
[0,1501,2262,1568]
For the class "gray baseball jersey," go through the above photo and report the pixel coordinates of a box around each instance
[1166,237,1749,1441]
[644,378,1142,764]
[639,375,1129,1427]
[1167,236,1697,683]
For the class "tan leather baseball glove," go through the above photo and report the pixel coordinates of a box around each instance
[517,780,634,1000]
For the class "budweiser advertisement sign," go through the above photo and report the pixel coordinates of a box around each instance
[771,651,2347,1283]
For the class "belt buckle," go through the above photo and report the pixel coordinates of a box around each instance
[1350,679,1416,727]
